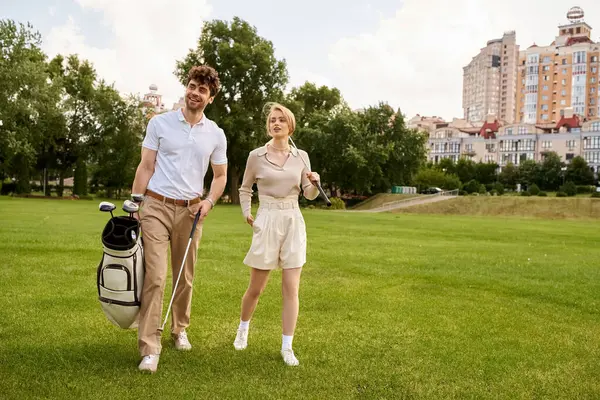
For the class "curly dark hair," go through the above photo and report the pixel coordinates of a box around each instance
[186,65,220,97]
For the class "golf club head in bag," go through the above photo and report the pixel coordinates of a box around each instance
[122,200,139,217]
[96,203,144,329]
[99,201,116,218]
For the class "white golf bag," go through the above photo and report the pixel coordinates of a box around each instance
[97,215,144,329]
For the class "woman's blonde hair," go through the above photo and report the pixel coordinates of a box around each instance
[263,102,296,136]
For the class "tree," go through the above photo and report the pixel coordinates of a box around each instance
[499,163,519,191]
[538,151,564,191]
[174,17,289,204]
[454,158,476,184]
[518,160,541,189]
[566,156,594,186]
[475,161,499,186]
[0,20,53,192]
[90,88,145,198]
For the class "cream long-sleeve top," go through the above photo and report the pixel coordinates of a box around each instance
[239,141,319,218]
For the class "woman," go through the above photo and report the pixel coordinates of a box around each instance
[234,102,320,366]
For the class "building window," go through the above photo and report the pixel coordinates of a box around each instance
[541,104,549,111]
[506,128,513,135]
[561,100,567,105]
[518,126,528,135]
[541,114,549,120]
[562,59,567,65]
[563,69,567,74]
[592,122,600,131]
[542,141,552,149]
[584,137,600,150]
[567,140,577,149]
[562,90,567,96]
[584,152,600,163]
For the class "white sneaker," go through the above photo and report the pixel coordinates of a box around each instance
[233,329,248,350]
[174,331,192,351]
[281,348,299,366]
[138,354,159,373]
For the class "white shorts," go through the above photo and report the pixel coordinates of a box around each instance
[243,195,307,270]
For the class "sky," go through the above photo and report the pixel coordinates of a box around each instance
[2,0,600,121]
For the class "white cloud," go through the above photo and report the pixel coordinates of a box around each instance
[43,0,213,109]
[328,1,600,120]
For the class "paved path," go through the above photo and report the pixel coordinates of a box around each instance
[357,190,459,213]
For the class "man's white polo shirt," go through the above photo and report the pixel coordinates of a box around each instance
[142,109,227,200]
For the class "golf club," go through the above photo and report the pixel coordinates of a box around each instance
[122,200,139,218]
[158,210,202,333]
[99,201,116,218]
[288,136,331,207]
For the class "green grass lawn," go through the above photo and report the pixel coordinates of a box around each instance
[1,196,600,399]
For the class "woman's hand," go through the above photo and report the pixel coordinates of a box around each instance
[246,214,254,226]
[306,171,320,186]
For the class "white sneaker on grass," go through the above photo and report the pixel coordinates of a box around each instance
[233,329,248,350]
[174,331,192,351]
[138,354,159,373]
[281,348,299,366]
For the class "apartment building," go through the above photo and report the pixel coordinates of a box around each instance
[424,108,600,172]
[516,7,600,124]
[463,31,519,124]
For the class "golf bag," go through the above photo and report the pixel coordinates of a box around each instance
[96,215,144,329]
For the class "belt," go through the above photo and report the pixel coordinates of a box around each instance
[145,189,202,206]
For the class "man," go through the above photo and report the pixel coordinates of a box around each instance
[130,65,227,373]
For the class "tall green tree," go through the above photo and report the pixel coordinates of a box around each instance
[174,17,288,203]
[0,20,53,192]
[538,152,564,191]
[565,156,594,186]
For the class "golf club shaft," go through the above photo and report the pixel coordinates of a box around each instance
[159,210,202,332]
[288,137,331,207]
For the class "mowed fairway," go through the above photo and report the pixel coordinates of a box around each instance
[1,196,600,399]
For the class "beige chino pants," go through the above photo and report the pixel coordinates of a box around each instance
[137,196,203,357]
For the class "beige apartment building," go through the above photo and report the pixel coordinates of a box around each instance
[463,31,519,124]
[516,7,600,124]
[421,108,600,172]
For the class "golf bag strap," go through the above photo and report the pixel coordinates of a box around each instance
[145,190,202,207]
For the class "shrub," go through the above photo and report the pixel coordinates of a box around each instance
[464,180,480,194]
[493,182,505,196]
[559,181,577,197]
[459,190,468,196]
[538,191,548,197]
[591,192,600,198]
[490,189,498,196]
[328,197,346,210]
[521,191,531,197]
[478,184,487,194]
[556,192,567,197]
[528,184,540,196]
[577,185,595,194]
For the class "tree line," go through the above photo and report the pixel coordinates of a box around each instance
[415,152,597,196]
[0,17,429,203]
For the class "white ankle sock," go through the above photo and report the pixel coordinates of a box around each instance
[239,320,250,330]
[282,334,293,350]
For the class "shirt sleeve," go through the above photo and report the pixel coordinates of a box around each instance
[300,150,319,200]
[210,129,228,165]
[239,152,256,218]
[142,117,159,151]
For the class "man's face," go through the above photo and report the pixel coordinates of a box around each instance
[185,79,213,111]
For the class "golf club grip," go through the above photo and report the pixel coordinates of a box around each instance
[316,182,331,207]
[190,210,201,239]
